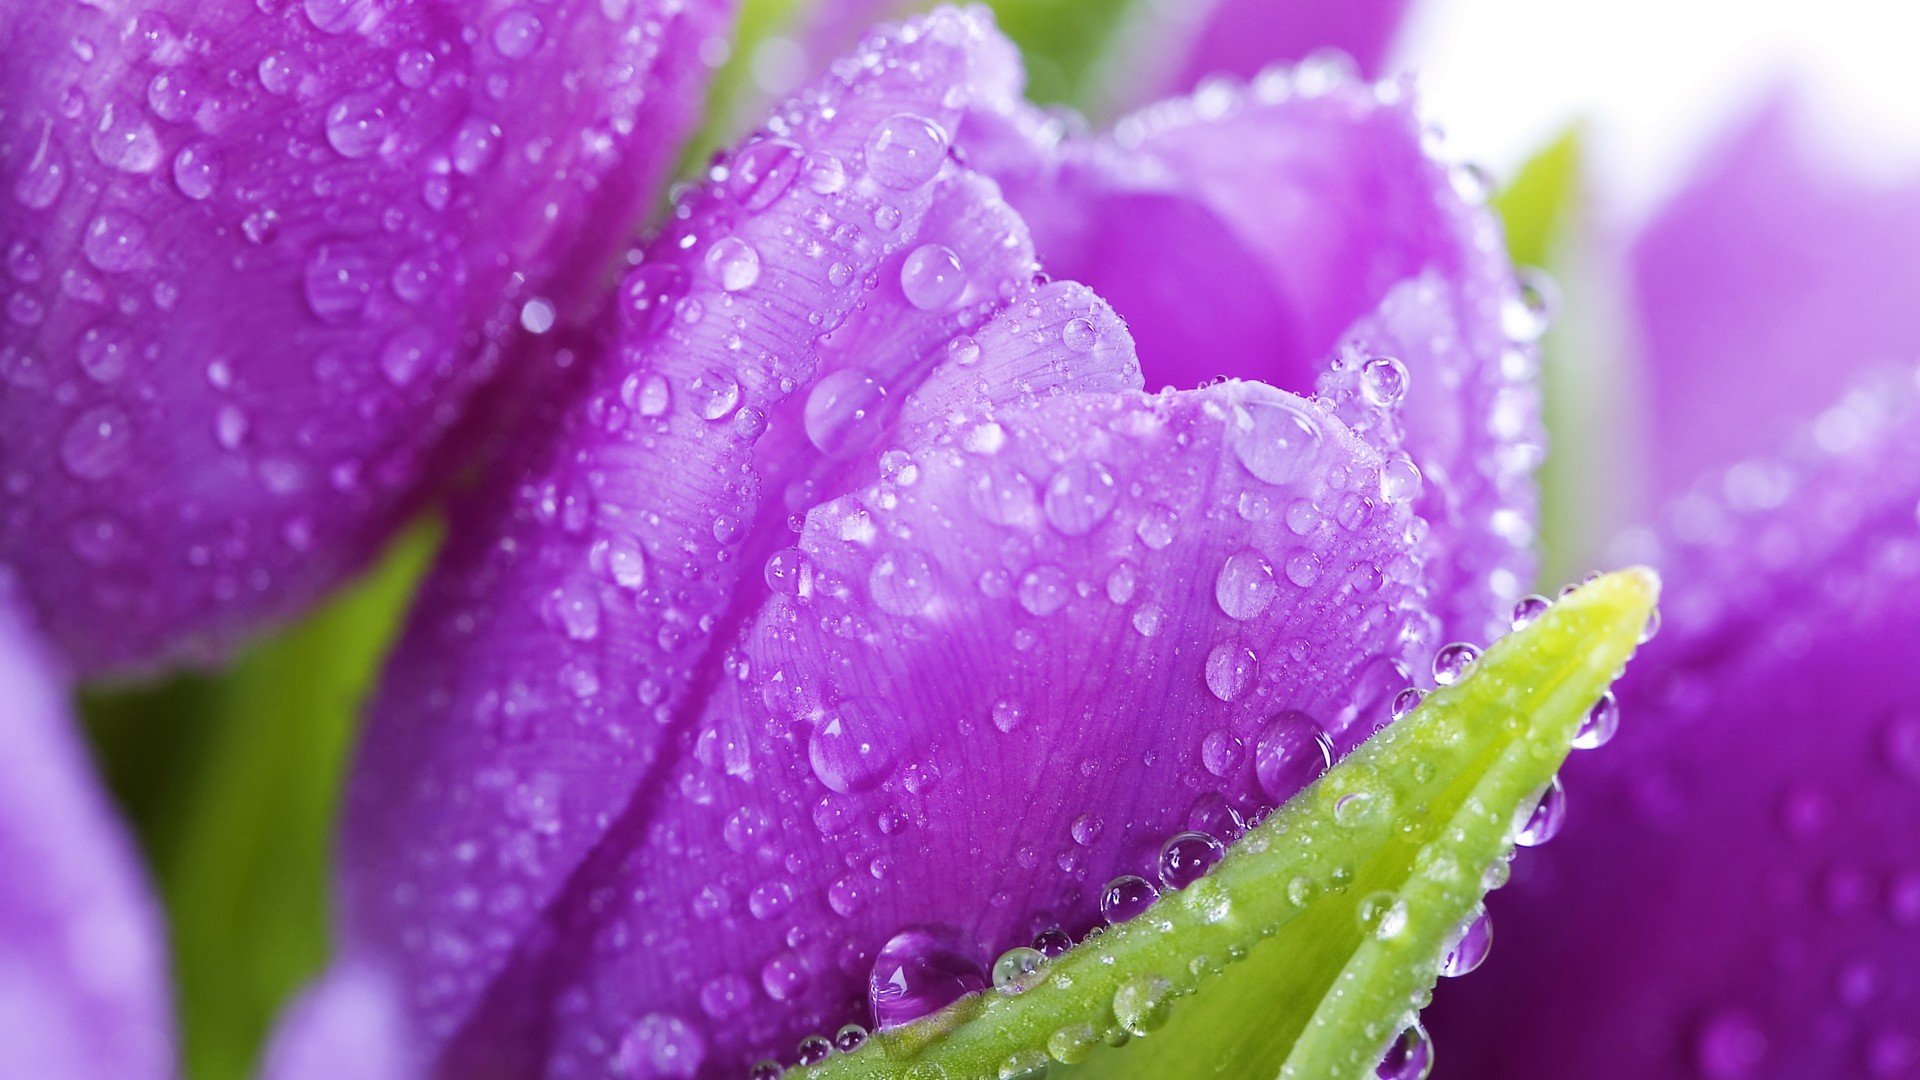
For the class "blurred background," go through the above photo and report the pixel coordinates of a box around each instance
[73,0,1920,1076]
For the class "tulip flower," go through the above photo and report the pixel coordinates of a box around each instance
[1428,102,1920,1077]
[267,6,1553,1076]
[0,0,732,674]
[0,577,174,1078]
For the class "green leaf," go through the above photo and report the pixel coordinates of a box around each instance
[83,523,439,1080]
[801,568,1659,1080]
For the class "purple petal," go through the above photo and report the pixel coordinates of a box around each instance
[0,579,174,1078]
[964,69,1540,642]
[287,10,1452,1075]
[425,379,1429,1077]
[1113,0,1410,111]
[0,0,732,674]
[301,11,1035,1069]
[1633,95,1920,500]
[1428,371,1920,1078]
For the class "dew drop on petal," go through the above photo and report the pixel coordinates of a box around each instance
[1431,642,1480,686]
[867,926,986,1029]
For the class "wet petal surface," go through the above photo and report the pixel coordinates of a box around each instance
[961,66,1540,642]
[1431,372,1920,1078]
[1633,97,1920,499]
[0,581,174,1078]
[0,0,732,673]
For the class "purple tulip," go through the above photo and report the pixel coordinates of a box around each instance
[271,8,1541,1076]
[1427,102,1920,1078]
[0,0,733,675]
[0,576,174,1078]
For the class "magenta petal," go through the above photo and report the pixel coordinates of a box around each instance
[1429,373,1920,1078]
[1167,0,1409,86]
[429,381,1429,1077]
[303,12,1036,1070]
[0,0,732,673]
[1634,96,1920,500]
[965,70,1540,642]
[0,582,173,1078]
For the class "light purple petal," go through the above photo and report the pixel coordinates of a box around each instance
[424,379,1429,1077]
[287,10,1455,1075]
[1428,371,1920,1078]
[1633,95,1920,500]
[302,12,1035,1070]
[0,0,732,674]
[1111,0,1410,112]
[0,578,174,1078]
[963,70,1540,643]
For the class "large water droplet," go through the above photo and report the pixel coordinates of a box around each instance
[1233,398,1323,484]
[729,138,802,211]
[1254,711,1332,803]
[868,549,934,616]
[900,243,965,310]
[868,926,986,1029]
[1215,549,1277,620]
[1204,643,1257,702]
[1158,831,1225,889]
[91,102,161,174]
[1043,461,1116,536]
[1376,1022,1433,1080]
[490,7,544,57]
[864,113,948,189]
[804,368,886,457]
[1101,875,1159,925]
[1439,905,1492,977]
[61,405,134,480]
[703,236,761,292]
[1514,776,1566,847]
[325,92,391,158]
[810,697,899,793]
[304,245,373,320]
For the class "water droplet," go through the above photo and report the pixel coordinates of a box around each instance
[804,150,847,194]
[810,697,899,793]
[1204,643,1257,702]
[834,1025,868,1054]
[1573,691,1619,750]
[1032,928,1072,957]
[61,406,134,480]
[1509,594,1550,630]
[947,334,981,366]
[1112,975,1173,1035]
[623,371,672,417]
[614,1013,704,1079]
[394,47,436,88]
[730,138,802,211]
[1392,687,1425,720]
[172,144,217,200]
[991,947,1046,993]
[76,324,131,382]
[869,549,935,616]
[868,926,986,1029]
[1047,1024,1099,1065]
[1376,1022,1433,1080]
[1041,461,1117,536]
[804,368,886,457]
[325,92,391,158]
[689,368,741,420]
[1216,549,1277,620]
[1379,456,1421,503]
[990,698,1025,734]
[1502,269,1557,343]
[491,7,543,57]
[865,113,948,189]
[1284,549,1321,587]
[794,1035,831,1066]
[998,1049,1050,1079]
[82,211,147,273]
[304,245,373,320]
[1017,565,1069,616]
[1254,712,1332,803]
[1360,356,1409,407]
[91,102,161,174]
[1439,905,1491,976]
[1158,831,1225,889]
[451,117,500,175]
[1515,776,1566,847]
[1233,398,1323,484]
[703,236,760,292]
[1101,875,1159,925]
[1062,317,1098,351]
[901,243,965,310]
[1431,642,1480,686]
